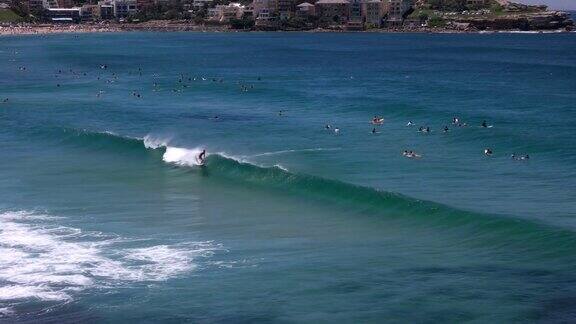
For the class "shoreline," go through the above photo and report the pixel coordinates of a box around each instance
[1,22,574,36]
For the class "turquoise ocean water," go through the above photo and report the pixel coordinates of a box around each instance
[0,32,576,322]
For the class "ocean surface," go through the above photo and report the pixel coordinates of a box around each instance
[0,32,575,322]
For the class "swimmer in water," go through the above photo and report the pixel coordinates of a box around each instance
[512,154,530,160]
[443,126,449,133]
[325,124,332,130]
[407,121,413,126]
[372,116,384,124]
[484,148,493,156]
[334,128,340,135]
[403,150,421,159]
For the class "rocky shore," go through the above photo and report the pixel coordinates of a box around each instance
[454,10,574,31]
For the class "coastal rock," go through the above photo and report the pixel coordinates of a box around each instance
[455,11,574,31]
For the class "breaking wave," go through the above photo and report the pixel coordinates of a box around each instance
[31,128,576,260]
[0,210,220,303]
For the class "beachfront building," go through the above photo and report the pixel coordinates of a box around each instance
[80,4,99,20]
[208,3,244,22]
[276,0,293,19]
[47,7,81,22]
[27,0,44,11]
[34,0,73,9]
[255,7,272,25]
[99,4,114,18]
[387,0,401,20]
[362,0,382,27]
[253,0,276,26]
[349,0,361,20]
[380,0,389,15]
[243,4,254,17]
[346,0,363,29]
[386,0,412,25]
[253,0,273,18]
[112,0,137,18]
[315,0,350,24]
[296,2,315,17]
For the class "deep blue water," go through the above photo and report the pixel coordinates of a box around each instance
[0,32,575,322]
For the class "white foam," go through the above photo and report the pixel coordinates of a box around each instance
[0,285,71,302]
[216,151,249,164]
[143,135,170,150]
[162,146,204,166]
[273,164,289,172]
[0,211,219,303]
[0,307,15,317]
[0,210,60,221]
[250,147,341,158]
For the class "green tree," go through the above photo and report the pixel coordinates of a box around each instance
[418,11,428,23]
[428,15,445,27]
[9,0,31,20]
[163,9,180,19]
[230,16,255,29]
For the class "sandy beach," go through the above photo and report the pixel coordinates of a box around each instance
[0,21,237,36]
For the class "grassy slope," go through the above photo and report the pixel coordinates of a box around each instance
[0,9,24,22]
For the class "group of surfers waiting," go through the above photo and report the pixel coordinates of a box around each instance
[322,115,531,161]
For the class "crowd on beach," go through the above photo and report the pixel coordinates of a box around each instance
[0,21,236,36]
[0,24,123,36]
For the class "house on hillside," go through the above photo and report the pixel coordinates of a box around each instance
[315,0,350,24]
[296,2,315,17]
